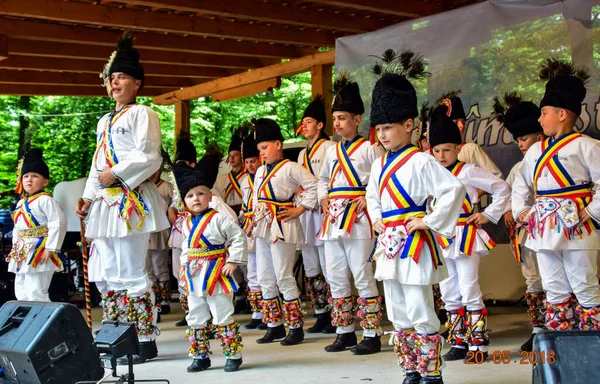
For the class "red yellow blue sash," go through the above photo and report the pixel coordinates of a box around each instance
[203,251,238,295]
[303,138,326,176]
[533,132,580,191]
[93,104,134,169]
[257,159,294,241]
[377,145,421,208]
[510,226,522,264]
[329,136,367,190]
[241,175,255,233]
[187,209,218,249]
[225,168,247,200]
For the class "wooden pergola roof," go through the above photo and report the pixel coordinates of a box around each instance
[0,0,478,98]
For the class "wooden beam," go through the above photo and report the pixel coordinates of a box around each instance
[0,18,305,59]
[114,0,390,33]
[213,77,281,102]
[8,38,263,69]
[302,0,441,18]
[0,35,7,61]
[0,0,338,47]
[154,50,335,104]
[0,56,231,78]
[311,64,333,135]
[174,100,191,143]
[0,69,197,88]
[0,84,173,96]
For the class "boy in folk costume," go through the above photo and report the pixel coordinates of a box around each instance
[252,118,318,346]
[296,96,337,333]
[74,33,170,364]
[364,49,466,384]
[429,105,510,362]
[239,133,267,330]
[513,59,600,331]
[173,151,247,373]
[8,149,67,302]
[492,93,546,352]
[318,73,384,355]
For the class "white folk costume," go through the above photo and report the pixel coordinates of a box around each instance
[252,118,318,346]
[8,150,66,302]
[512,59,600,331]
[214,169,248,212]
[366,54,465,383]
[493,94,545,351]
[318,74,383,354]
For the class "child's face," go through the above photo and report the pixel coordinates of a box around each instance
[228,150,243,170]
[432,143,460,167]
[453,119,466,136]
[375,120,413,153]
[515,133,543,155]
[420,138,430,151]
[257,141,282,165]
[301,117,323,141]
[538,107,563,137]
[244,157,260,175]
[22,172,49,195]
[184,185,212,215]
[332,112,360,140]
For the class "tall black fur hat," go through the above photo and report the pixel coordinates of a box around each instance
[175,138,197,164]
[331,72,365,115]
[539,58,590,116]
[254,118,285,144]
[21,148,50,179]
[428,105,462,148]
[435,91,466,121]
[370,49,429,127]
[242,130,259,160]
[106,32,145,90]
[492,92,542,139]
[173,144,222,199]
[303,95,327,126]
[228,125,246,153]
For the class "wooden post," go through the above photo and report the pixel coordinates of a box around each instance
[311,64,333,135]
[174,100,191,153]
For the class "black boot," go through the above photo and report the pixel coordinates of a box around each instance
[324,332,357,352]
[187,357,211,373]
[351,334,381,355]
[442,346,467,361]
[258,322,268,330]
[224,358,243,372]
[234,299,251,314]
[244,318,264,330]
[256,325,286,344]
[307,312,331,333]
[117,340,158,365]
[322,323,337,334]
[403,371,422,384]
[161,304,171,315]
[280,328,304,346]
[175,317,188,327]
[520,333,535,352]
[419,376,444,384]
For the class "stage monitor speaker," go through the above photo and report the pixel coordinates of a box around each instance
[532,330,600,384]
[0,301,104,384]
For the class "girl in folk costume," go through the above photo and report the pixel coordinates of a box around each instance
[173,149,247,373]
[8,149,67,302]
[240,133,267,330]
[74,32,170,364]
[429,105,510,362]
[492,93,546,352]
[296,96,336,333]
[364,49,465,384]
[252,118,318,346]
[513,59,600,331]
[318,73,384,355]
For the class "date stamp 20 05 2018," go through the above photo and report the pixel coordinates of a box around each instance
[464,350,557,365]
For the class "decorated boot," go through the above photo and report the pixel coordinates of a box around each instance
[465,308,490,362]
[442,308,467,361]
[305,274,332,333]
[280,298,305,346]
[245,290,266,330]
[570,293,581,327]
[546,299,575,331]
[159,280,171,314]
[216,322,243,372]
[522,292,546,352]
[352,296,383,355]
[176,293,189,327]
[416,333,443,384]
[325,296,357,352]
[186,327,212,372]
[118,292,158,365]
[256,297,286,343]
[433,284,447,324]
[101,290,122,322]
[392,329,420,384]
[577,304,600,330]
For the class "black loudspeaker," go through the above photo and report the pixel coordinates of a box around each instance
[0,301,104,384]
[532,330,600,384]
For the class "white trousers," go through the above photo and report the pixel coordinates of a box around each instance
[14,272,54,302]
[146,249,170,282]
[302,244,327,280]
[384,280,440,334]
[521,247,543,293]
[537,249,600,306]
[94,233,152,297]
[324,238,378,299]
[439,255,484,311]
[247,252,260,291]
[256,237,299,300]
[172,248,182,278]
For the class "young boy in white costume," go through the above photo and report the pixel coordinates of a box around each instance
[365,49,466,384]
[8,149,66,302]
[429,104,510,362]
[173,148,246,373]
[513,59,600,331]
[318,74,384,355]
[492,93,546,352]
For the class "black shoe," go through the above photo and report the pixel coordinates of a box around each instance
[280,328,304,346]
[156,312,161,323]
[442,346,467,361]
[419,376,444,384]
[521,333,535,352]
[187,357,211,373]
[324,332,357,352]
[234,300,252,314]
[224,358,242,372]
[161,304,171,315]
[245,318,264,330]
[403,371,422,384]
[351,335,381,355]
[307,312,331,333]
[256,325,286,344]
[117,340,158,365]
[439,329,449,340]
[258,322,268,330]
[463,349,488,364]
[322,323,337,334]
[437,310,448,325]
[175,317,188,327]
